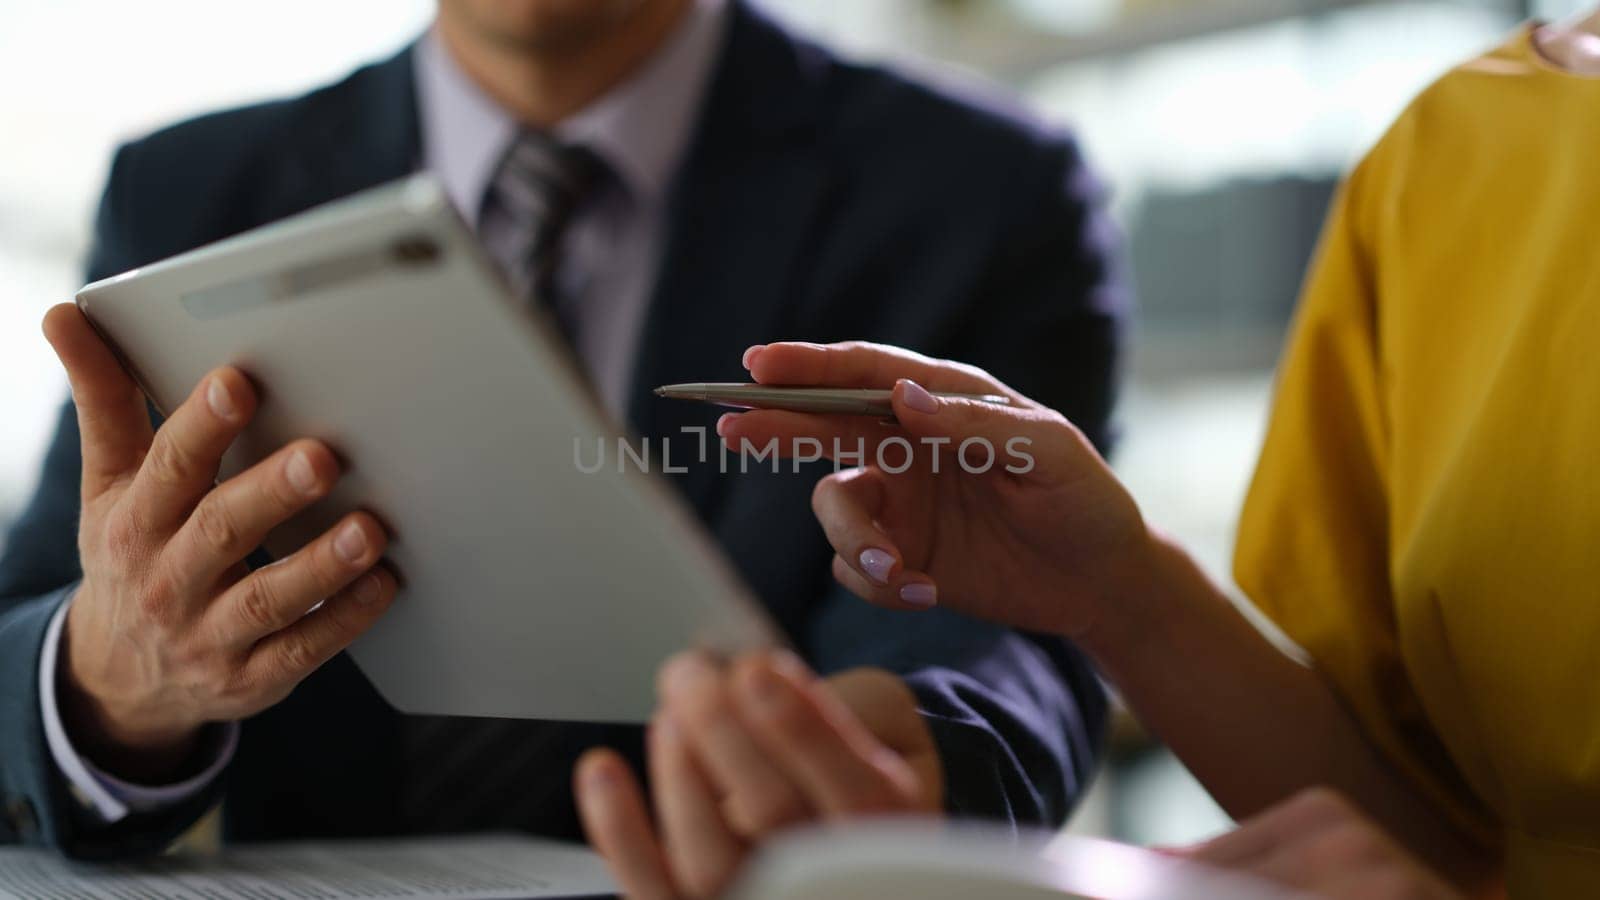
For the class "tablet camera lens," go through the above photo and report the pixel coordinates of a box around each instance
[391,235,442,266]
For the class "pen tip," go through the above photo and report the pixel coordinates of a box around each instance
[652,387,666,397]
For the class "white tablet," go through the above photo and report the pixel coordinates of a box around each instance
[76,176,777,722]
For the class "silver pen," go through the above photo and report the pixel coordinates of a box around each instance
[653,382,1012,417]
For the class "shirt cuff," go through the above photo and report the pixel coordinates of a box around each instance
[37,596,238,824]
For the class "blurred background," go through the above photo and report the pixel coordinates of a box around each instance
[0,0,1585,848]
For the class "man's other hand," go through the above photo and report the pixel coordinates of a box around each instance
[575,650,941,899]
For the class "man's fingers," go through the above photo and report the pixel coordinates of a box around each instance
[219,511,388,644]
[649,715,747,898]
[576,749,678,900]
[166,439,340,592]
[729,652,914,818]
[746,341,1005,396]
[241,558,395,687]
[128,367,258,531]
[659,652,812,838]
[42,303,154,495]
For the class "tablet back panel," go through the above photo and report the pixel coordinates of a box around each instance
[77,177,777,722]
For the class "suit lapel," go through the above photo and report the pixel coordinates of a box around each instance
[259,44,423,224]
[627,3,838,511]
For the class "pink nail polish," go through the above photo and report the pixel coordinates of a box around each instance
[859,548,895,585]
[899,583,937,608]
[898,379,939,415]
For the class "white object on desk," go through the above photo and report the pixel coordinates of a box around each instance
[730,821,1299,900]
[0,833,613,900]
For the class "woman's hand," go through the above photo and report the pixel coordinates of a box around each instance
[574,650,940,900]
[1177,789,1464,899]
[718,341,1150,638]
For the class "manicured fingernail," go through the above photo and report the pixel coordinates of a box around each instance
[899,583,937,607]
[742,344,766,369]
[334,521,368,563]
[716,412,737,438]
[207,376,237,421]
[286,449,319,496]
[859,547,895,585]
[353,572,382,605]
[898,379,938,415]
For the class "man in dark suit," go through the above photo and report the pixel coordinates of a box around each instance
[0,0,1125,862]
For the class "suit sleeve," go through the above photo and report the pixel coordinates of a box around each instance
[810,132,1126,827]
[0,145,227,858]
[958,130,1127,457]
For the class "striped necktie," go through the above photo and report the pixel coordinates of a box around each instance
[478,131,607,346]
[396,135,608,833]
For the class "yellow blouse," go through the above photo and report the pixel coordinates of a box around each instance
[1234,26,1600,895]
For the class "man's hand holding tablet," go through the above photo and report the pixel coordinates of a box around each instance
[42,304,396,783]
[575,649,941,900]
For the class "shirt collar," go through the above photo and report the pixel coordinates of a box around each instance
[414,0,729,224]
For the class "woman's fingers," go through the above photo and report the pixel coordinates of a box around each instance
[649,715,747,898]
[1183,787,1354,868]
[716,409,898,463]
[812,468,893,580]
[722,374,1088,486]
[889,379,1086,482]
[812,471,938,611]
[576,749,679,900]
[1182,790,1459,900]
[746,341,1006,396]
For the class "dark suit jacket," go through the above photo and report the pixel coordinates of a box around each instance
[0,3,1125,858]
